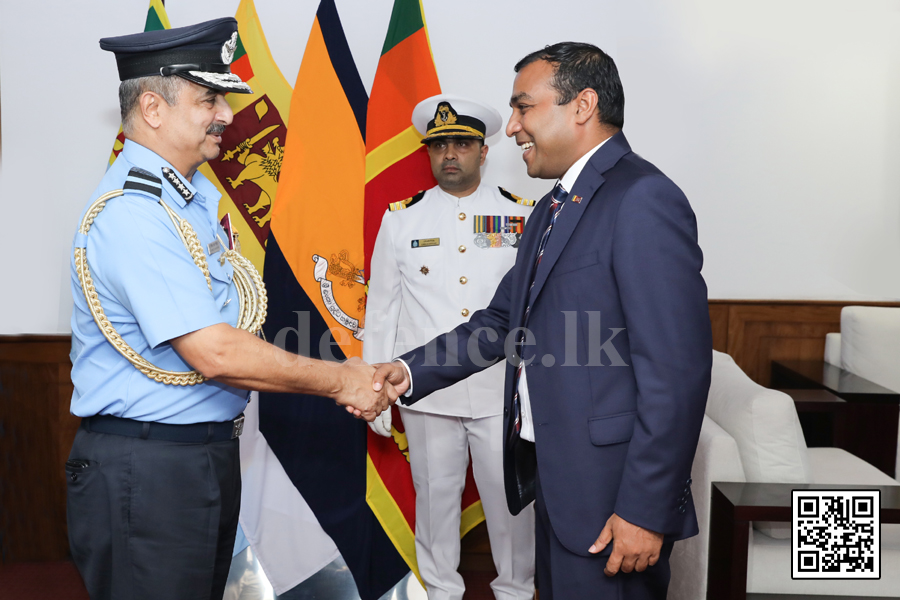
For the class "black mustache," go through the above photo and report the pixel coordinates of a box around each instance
[207,123,226,135]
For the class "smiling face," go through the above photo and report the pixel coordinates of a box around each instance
[156,81,233,177]
[506,60,579,180]
[426,137,488,197]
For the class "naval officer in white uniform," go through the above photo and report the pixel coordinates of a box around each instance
[364,95,536,600]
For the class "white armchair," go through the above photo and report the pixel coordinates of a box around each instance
[668,351,900,599]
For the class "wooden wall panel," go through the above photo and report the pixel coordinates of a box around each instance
[0,336,76,563]
[708,303,730,353]
[725,303,842,387]
[715,301,900,387]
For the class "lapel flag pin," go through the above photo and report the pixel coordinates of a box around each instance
[571,195,583,204]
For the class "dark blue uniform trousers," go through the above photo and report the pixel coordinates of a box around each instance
[66,427,241,600]
[535,469,674,600]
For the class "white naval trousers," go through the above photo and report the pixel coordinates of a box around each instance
[400,406,535,600]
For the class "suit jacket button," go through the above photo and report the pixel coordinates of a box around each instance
[458,212,466,221]
[461,308,469,317]
[458,245,466,253]
[678,506,686,514]
[459,276,468,285]
[687,477,692,485]
[504,407,509,416]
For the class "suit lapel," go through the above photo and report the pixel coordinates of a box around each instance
[527,132,632,308]
[527,178,599,308]
[510,189,553,328]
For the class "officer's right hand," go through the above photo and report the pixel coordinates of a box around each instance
[368,409,392,437]
[334,359,398,421]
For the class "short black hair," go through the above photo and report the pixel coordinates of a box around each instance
[514,42,624,129]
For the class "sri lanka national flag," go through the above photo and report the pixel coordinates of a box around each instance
[197,0,293,273]
[363,0,441,277]
[257,1,409,598]
[363,0,486,579]
[108,0,170,168]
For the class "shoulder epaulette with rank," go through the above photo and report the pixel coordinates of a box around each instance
[498,186,536,207]
[123,167,163,199]
[389,190,426,212]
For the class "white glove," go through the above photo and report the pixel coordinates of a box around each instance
[368,408,393,437]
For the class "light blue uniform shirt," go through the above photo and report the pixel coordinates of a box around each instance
[69,140,249,424]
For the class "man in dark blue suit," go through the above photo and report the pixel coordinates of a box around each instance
[372,42,712,599]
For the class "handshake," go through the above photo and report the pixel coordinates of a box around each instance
[332,359,411,428]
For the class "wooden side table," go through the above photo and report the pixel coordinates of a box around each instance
[771,360,900,477]
[777,388,846,449]
[771,360,900,402]
[708,481,900,600]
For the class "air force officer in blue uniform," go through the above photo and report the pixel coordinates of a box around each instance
[67,18,396,600]
[373,43,713,599]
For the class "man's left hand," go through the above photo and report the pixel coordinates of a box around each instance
[589,513,663,576]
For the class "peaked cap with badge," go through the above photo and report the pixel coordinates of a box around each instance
[100,17,252,94]
[412,94,502,143]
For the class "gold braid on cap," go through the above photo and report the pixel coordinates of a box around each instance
[74,189,267,386]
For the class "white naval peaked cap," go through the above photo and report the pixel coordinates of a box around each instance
[412,94,503,143]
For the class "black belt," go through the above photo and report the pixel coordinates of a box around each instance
[82,414,245,443]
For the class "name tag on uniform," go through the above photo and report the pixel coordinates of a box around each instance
[207,238,223,255]
[411,238,440,248]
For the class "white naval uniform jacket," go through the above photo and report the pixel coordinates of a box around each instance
[364,184,535,418]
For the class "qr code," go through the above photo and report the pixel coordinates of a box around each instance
[792,490,880,579]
